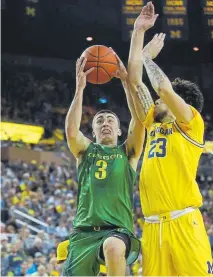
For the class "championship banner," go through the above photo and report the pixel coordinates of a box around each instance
[121,0,149,41]
[162,0,188,40]
[202,0,213,40]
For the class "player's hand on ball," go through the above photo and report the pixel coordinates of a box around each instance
[76,57,94,90]
[134,1,158,31]
[142,33,166,59]
[110,49,128,82]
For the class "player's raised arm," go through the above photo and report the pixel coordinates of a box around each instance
[143,34,194,123]
[65,57,94,159]
[111,52,145,170]
[127,2,158,122]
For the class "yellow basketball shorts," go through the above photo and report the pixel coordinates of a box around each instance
[141,209,213,276]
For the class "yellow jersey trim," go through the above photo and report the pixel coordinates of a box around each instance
[174,122,204,148]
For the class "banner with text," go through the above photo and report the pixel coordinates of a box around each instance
[202,0,213,40]
[162,0,188,40]
[121,0,149,41]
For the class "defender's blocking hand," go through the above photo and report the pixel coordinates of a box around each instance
[142,33,166,59]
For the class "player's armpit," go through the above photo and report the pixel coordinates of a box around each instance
[66,130,91,159]
[125,119,145,170]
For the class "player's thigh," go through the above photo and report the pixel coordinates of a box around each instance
[62,232,100,276]
[171,209,213,276]
[142,222,176,276]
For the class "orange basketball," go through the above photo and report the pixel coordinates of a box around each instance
[81,45,118,85]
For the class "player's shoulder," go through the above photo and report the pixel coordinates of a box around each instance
[173,106,205,147]
[190,105,204,123]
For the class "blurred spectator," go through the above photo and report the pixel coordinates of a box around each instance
[32,264,49,276]
[25,256,37,275]
[55,221,69,239]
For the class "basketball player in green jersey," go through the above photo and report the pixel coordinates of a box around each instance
[63,56,145,276]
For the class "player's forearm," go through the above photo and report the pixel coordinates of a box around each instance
[122,80,138,120]
[65,89,84,138]
[128,81,154,122]
[144,56,194,122]
[128,29,145,83]
[143,56,173,96]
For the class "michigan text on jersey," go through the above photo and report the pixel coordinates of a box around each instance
[150,127,173,136]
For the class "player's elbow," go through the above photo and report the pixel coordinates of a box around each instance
[156,80,174,97]
[157,86,173,99]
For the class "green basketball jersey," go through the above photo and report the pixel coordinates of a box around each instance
[73,142,137,232]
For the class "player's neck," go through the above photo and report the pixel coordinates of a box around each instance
[100,142,117,147]
[161,115,175,123]
[98,139,117,147]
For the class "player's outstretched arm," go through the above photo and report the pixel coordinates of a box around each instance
[128,1,158,121]
[111,52,145,170]
[65,57,94,159]
[128,2,158,84]
[143,34,194,123]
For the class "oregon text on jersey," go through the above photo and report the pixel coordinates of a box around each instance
[88,152,123,160]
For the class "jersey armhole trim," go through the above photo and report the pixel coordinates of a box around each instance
[77,142,94,169]
[173,121,204,148]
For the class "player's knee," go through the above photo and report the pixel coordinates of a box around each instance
[103,237,126,262]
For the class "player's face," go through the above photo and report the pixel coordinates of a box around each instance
[92,113,121,145]
[154,99,173,122]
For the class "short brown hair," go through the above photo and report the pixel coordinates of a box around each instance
[93,109,120,127]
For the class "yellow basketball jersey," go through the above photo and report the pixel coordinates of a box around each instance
[140,105,204,216]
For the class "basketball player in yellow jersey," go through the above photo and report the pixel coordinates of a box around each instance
[127,1,213,276]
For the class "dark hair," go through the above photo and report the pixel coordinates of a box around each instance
[93,109,120,127]
[171,78,204,113]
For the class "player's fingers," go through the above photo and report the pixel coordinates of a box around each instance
[161,33,166,42]
[111,71,119,78]
[141,5,147,15]
[76,58,80,71]
[79,57,87,73]
[78,56,84,65]
[152,33,159,42]
[77,57,84,74]
[158,33,164,39]
[156,33,163,43]
[85,67,95,76]
[148,2,154,16]
[116,55,123,66]
[158,33,166,44]
[110,48,124,67]
[152,13,159,24]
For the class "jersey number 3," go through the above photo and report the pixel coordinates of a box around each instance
[95,160,107,179]
[148,138,167,158]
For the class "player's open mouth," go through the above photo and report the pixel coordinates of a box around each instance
[102,129,111,134]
